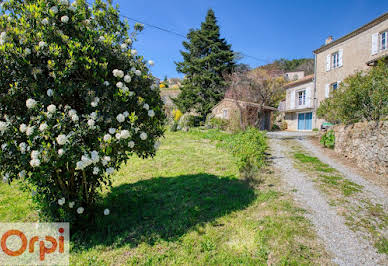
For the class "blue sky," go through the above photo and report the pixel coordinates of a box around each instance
[116,0,387,79]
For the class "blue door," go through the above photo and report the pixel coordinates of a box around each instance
[305,112,312,130]
[298,113,305,130]
[298,112,312,130]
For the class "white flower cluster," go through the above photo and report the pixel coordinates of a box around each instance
[101,155,111,166]
[58,197,65,206]
[116,113,125,123]
[47,104,56,113]
[50,6,58,14]
[26,98,37,109]
[0,32,6,46]
[25,48,31,55]
[76,150,100,170]
[39,123,48,132]
[30,150,41,167]
[38,41,46,49]
[140,132,147,140]
[91,97,100,107]
[68,109,79,122]
[115,129,130,140]
[42,18,49,25]
[112,69,124,78]
[0,121,9,134]
[61,16,69,23]
[56,134,68,145]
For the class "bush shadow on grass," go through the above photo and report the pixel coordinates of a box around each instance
[72,173,256,251]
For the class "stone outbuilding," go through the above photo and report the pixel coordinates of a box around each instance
[211,98,276,130]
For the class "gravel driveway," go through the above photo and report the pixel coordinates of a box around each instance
[298,138,388,209]
[269,137,387,265]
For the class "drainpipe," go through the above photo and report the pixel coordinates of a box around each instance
[313,52,317,129]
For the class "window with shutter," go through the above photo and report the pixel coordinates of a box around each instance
[297,90,306,106]
[331,51,340,68]
[379,30,388,51]
[290,90,295,110]
[338,49,343,67]
[371,33,378,55]
[305,87,311,107]
[326,54,331,71]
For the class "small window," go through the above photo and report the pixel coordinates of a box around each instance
[297,90,306,106]
[380,31,387,51]
[331,52,340,68]
[223,109,228,119]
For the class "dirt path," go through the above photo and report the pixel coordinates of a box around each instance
[269,138,387,265]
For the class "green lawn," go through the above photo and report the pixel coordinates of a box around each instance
[0,130,330,265]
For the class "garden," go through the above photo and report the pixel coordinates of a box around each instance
[0,129,330,264]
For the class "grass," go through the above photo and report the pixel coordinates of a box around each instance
[293,153,336,173]
[0,130,331,265]
[293,153,361,197]
[289,142,387,255]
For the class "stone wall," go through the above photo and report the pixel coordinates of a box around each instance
[333,121,388,175]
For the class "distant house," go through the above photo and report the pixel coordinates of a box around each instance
[211,98,276,130]
[284,71,305,81]
[160,89,180,114]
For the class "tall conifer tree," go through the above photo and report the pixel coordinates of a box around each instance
[175,9,235,119]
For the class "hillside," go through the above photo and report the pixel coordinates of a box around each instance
[256,58,314,75]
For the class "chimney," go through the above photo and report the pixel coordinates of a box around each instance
[325,36,333,45]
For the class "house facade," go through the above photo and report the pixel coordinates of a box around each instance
[283,75,315,130]
[313,12,388,129]
[283,12,388,131]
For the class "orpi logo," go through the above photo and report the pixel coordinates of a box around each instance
[0,223,69,265]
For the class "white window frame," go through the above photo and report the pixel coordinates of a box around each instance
[296,89,306,106]
[331,51,340,69]
[380,30,388,51]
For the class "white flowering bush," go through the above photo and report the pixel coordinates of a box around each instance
[0,0,165,221]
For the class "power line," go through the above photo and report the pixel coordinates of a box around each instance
[123,15,186,39]
[86,1,270,63]
[122,14,270,64]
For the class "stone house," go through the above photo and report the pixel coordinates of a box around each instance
[211,98,276,130]
[313,12,388,129]
[282,74,314,130]
[283,12,388,131]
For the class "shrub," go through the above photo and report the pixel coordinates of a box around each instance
[0,0,165,221]
[205,117,228,130]
[312,128,319,132]
[320,130,335,149]
[317,61,388,124]
[225,128,267,179]
[186,115,202,127]
[279,121,288,131]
